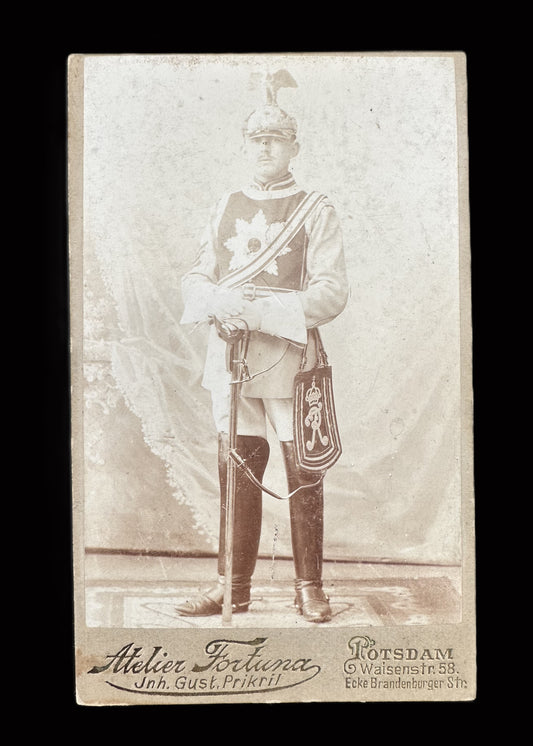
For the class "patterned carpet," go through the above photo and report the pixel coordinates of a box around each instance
[85,575,461,628]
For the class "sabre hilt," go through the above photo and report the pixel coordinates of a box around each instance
[211,315,249,344]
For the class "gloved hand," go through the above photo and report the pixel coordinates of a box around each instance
[209,288,246,319]
[209,289,263,332]
[231,300,262,331]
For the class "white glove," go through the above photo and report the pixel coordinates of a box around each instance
[208,288,246,319]
[232,300,262,331]
[208,288,263,331]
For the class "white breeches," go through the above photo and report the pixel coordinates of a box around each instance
[211,391,294,442]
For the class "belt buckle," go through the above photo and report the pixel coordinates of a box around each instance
[242,283,256,301]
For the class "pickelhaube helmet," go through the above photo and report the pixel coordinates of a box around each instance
[243,69,298,140]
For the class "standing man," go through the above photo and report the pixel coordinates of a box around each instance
[176,70,348,623]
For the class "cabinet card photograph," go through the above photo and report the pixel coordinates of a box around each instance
[69,52,475,704]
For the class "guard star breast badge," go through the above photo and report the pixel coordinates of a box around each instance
[224,210,289,275]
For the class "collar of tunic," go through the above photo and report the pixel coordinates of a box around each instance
[242,172,302,200]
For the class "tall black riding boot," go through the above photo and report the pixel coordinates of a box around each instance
[175,433,269,616]
[281,441,332,623]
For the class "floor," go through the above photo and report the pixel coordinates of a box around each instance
[83,553,462,629]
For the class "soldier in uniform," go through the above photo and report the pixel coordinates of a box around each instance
[176,71,349,623]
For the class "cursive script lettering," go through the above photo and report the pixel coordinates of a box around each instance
[88,643,186,675]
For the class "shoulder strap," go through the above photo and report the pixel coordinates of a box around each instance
[299,327,329,371]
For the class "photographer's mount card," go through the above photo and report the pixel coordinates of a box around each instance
[69,52,475,704]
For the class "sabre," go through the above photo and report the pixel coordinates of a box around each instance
[212,317,322,624]
[212,317,250,625]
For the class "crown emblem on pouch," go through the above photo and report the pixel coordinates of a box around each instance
[305,377,322,407]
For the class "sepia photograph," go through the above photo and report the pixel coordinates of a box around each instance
[70,52,475,703]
